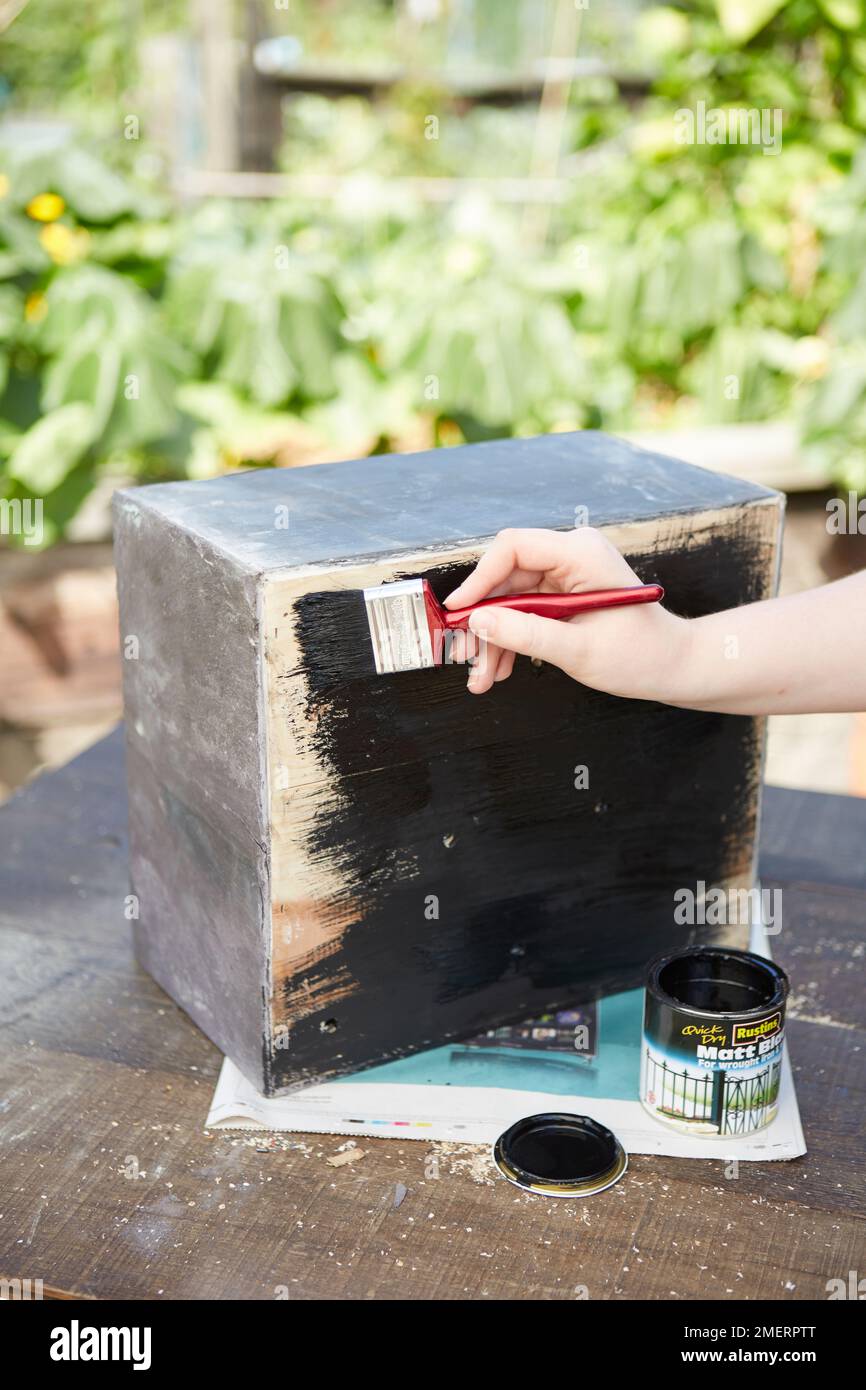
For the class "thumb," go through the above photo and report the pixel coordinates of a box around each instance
[467,606,580,673]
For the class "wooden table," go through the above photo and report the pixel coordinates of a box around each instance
[1,729,863,1301]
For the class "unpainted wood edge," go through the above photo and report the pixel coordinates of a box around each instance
[256,574,275,1094]
[748,491,788,898]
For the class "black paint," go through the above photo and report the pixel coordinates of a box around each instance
[506,1118,613,1181]
[272,519,775,1089]
[656,949,783,1014]
[493,1112,627,1194]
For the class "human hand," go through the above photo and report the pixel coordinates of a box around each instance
[444,527,689,699]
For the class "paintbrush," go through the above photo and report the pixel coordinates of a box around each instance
[363,577,664,674]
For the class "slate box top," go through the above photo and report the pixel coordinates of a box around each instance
[115,431,779,573]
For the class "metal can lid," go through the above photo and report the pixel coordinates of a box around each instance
[492,1112,628,1198]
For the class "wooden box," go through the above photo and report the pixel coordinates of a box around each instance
[113,433,784,1095]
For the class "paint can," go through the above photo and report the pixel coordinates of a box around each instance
[492,1112,627,1197]
[640,946,789,1137]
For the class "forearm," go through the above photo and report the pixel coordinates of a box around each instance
[668,572,866,715]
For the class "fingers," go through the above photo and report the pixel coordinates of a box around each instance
[444,527,636,610]
[448,628,469,665]
[444,526,641,694]
[445,564,543,611]
[447,625,502,692]
[494,649,516,682]
[467,605,581,677]
[443,528,550,609]
[467,638,505,694]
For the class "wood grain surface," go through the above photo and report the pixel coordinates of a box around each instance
[0,731,863,1301]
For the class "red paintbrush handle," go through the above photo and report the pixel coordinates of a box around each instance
[443,583,664,629]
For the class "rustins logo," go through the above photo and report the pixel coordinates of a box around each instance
[732,1013,781,1045]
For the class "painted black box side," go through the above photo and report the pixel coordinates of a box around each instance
[269,507,781,1091]
[122,432,778,573]
[112,491,269,1087]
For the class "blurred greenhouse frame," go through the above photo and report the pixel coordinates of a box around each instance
[1,0,866,546]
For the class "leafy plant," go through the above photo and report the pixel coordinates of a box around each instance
[2,0,866,545]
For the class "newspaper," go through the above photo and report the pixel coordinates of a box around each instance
[206,957,805,1161]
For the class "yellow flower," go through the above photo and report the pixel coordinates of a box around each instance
[0,174,10,199]
[437,418,465,448]
[26,192,66,223]
[25,291,48,324]
[39,222,90,265]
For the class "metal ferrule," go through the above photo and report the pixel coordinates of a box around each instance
[363,579,434,674]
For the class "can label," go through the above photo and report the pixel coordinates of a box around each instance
[640,950,788,1138]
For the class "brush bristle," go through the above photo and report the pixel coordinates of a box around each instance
[290,589,377,687]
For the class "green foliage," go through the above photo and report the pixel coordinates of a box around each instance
[1,0,185,129]
[798,148,866,488]
[7,401,97,492]
[2,0,866,543]
[165,243,343,406]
